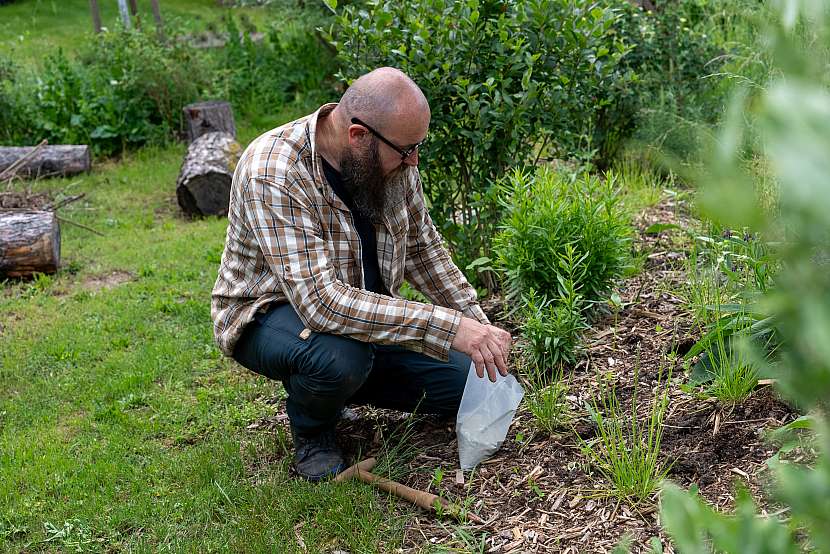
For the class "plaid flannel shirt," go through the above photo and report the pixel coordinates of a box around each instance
[211,104,489,361]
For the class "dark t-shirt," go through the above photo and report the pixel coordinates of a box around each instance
[320,157,389,296]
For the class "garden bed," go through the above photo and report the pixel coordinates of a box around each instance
[244,192,799,552]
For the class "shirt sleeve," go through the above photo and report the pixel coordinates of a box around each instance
[403,172,490,325]
[241,173,462,361]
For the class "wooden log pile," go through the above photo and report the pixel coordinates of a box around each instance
[0,140,88,279]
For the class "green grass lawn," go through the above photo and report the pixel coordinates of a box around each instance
[0,0,281,67]
[0,117,410,551]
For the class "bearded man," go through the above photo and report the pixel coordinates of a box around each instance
[211,67,512,481]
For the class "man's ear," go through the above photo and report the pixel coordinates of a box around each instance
[347,123,368,147]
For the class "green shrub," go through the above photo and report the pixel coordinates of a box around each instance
[0,57,31,145]
[609,1,765,165]
[327,0,632,273]
[14,28,210,155]
[493,167,631,307]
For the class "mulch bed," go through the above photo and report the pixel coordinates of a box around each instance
[243,193,800,553]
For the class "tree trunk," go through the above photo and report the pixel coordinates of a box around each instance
[0,210,61,278]
[0,145,91,179]
[89,0,102,33]
[117,0,132,28]
[127,0,140,28]
[182,101,236,143]
[150,0,166,41]
[176,132,241,217]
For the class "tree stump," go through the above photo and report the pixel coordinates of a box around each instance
[0,145,91,179]
[182,101,236,143]
[0,210,61,278]
[176,132,241,217]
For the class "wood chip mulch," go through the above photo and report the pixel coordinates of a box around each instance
[243,193,799,553]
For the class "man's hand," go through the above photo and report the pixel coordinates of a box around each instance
[451,316,512,382]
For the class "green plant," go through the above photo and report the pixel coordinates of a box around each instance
[659,1,830,551]
[520,288,587,370]
[700,326,759,405]
[525,364,570,436]
[494,167,632,307]
[326,0,632,276]
[578,366,671,505]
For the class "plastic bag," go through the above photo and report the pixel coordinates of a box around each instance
[456,361,524,469]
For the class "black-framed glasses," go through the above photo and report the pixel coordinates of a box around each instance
[350,117,426,161]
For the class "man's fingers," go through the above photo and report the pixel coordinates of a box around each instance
[482,344,499,382]
[489,339,508,376]
[471,352,485,379]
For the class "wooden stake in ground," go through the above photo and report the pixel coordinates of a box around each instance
[0,145,90,180]
[176,132,241,217]
[183,101,237,143]
[0,210,60,278]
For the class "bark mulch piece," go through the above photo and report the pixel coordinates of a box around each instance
[241,193,800,553]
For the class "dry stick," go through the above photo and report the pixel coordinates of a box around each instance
[56,216,104,237]
[0,139,48,183]
[44,193,86,212]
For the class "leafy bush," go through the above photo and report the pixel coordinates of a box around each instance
[327,0,633,272]
[493,167,631,307]
[659,1,830,551]
[3,28,211,155]
[518,242,590,368]
[609,1,743,164]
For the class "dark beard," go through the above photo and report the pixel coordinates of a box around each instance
[340,139,403,222]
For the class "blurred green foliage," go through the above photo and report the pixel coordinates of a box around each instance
[659,1,830,551]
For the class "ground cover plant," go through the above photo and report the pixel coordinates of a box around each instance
[2,0,827,551]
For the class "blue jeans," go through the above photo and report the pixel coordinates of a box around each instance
[232,302,472,436]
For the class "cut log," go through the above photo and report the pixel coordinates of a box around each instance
[0,210,61,278]
[176,132,241,217]
[183,101,236,143]
[0,145,91,179]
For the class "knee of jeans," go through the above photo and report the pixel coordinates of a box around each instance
[305,337,373,396]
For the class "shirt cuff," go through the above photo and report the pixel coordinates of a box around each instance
[422,305,462,361]
[464,304,490,325]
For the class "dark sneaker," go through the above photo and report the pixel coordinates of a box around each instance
[292,428,346,482]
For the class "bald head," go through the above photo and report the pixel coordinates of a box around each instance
[337,67,430,129]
